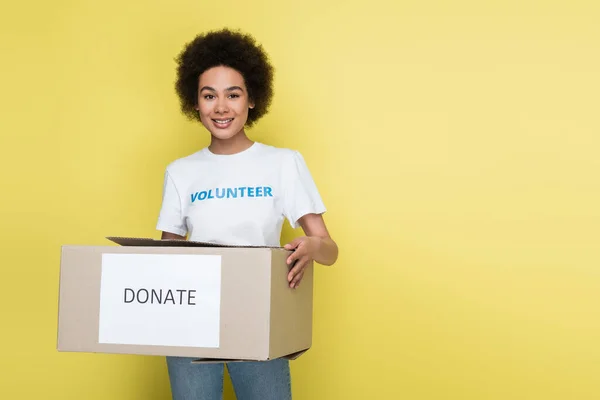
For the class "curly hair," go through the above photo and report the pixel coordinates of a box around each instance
[174,28,275,127]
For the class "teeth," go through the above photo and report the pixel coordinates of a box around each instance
[215,119,232,123]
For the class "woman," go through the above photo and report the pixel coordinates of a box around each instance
[155,28,339,400]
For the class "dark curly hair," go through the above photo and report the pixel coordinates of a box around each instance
[174,28,274,127]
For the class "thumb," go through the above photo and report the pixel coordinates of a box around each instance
[284,237,302,250]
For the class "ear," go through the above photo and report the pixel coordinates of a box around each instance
[249,99,255,109]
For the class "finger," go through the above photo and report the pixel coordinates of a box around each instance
[286,245,307,265]
[288,256,308,282]
[283,238,302,250]
[287,257,304,281]
[291,262,307,286]
[286,250,300,266]
[290,270,304,289]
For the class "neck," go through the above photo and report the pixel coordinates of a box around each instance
[208,130,254,155]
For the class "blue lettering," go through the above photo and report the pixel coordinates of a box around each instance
[191,186,273,202]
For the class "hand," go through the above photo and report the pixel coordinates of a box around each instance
[283,236,318,289]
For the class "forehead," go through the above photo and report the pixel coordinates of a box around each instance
[198,66,246,89]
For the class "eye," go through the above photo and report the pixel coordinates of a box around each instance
[228,93,240,99]
[203,94,215,100]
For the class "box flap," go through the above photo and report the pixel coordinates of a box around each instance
[106,236,282,249]
[282,348,309,360]
[190,349,309,364]
[190,358,252,364]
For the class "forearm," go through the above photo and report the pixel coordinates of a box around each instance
[310,236,338,266]
[161,231,186,240]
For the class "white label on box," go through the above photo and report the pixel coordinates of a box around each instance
[98,253,221,348]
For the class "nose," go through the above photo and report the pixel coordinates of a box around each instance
[215,97,229,114]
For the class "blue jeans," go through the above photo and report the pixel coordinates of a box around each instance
[166,356,292,400]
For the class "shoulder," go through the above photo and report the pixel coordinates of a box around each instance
[255,143,316,184]
[163,149,206,175]
[254,142,304,163]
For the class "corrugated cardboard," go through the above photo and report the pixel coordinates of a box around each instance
[56,237,313,362]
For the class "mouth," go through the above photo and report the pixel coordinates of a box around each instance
[212,118,234,128]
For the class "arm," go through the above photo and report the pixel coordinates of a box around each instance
[161,231,186,240]
[284,213,339,288]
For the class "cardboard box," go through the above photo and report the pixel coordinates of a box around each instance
[57,237,313,362]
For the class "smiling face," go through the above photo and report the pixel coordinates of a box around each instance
[196,65,254,141]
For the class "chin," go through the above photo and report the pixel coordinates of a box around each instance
[209,129,245,141]
[209,130,238,140]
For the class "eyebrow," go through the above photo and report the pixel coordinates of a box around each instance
[199,86,244,93]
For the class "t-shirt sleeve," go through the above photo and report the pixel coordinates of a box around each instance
[282,150,327,229]
[156,169,188,236]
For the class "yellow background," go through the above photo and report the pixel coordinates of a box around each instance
[1,0,599,399]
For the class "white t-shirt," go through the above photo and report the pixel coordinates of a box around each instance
[155,142,326,247]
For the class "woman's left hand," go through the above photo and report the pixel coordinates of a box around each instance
[283,213,339,289]
[284,236,318,289]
